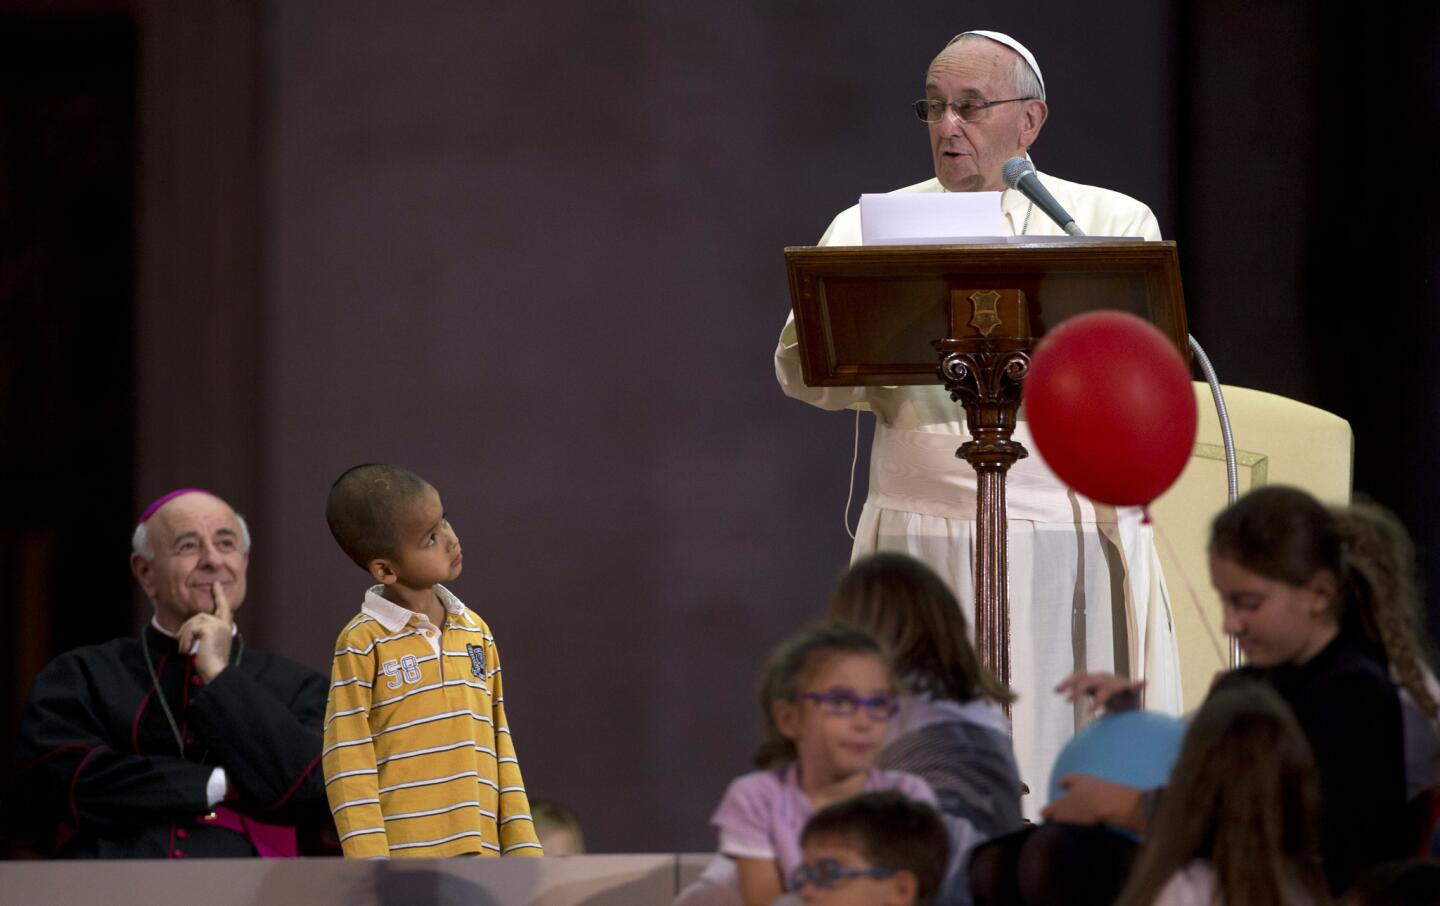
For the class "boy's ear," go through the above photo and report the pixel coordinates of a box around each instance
[887,869,918,906]
[772,698,802,742]
[367,557,398,586]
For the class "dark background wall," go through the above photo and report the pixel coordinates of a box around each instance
[3,0,1436,853]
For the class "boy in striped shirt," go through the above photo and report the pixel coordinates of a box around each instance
[322,464,543,858]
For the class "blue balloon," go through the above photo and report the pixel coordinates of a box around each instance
[1048,709,1187,807]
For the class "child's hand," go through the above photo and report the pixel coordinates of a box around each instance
[1042,775,1145,832]
[179,581,235,683]
[1054,671,1146,713]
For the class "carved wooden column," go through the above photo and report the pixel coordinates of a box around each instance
[932,289,1032,692]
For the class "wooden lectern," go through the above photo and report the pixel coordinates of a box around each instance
[784,240,1188,688]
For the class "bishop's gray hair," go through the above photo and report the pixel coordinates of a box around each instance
[131,511,252,560]
[945,32,1047,102]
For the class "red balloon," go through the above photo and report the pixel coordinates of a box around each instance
[1022,311,1196,507]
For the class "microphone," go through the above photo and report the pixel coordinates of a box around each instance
[1002,157,1086,237]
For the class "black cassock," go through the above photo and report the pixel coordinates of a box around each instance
[10,624,334,858]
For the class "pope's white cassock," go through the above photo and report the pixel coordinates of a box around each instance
[775,169,1184,818]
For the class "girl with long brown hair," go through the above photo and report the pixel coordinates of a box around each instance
[1115,681,1330,906]
[1207,487,1413,892]
[830,552,1024,842]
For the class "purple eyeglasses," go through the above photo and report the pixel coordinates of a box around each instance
[799,688,899,721]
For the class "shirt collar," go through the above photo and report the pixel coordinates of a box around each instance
[1000,183,1030,218]
[933,153,1034,233]
[361,584,466,632]
[999,153,1038,224]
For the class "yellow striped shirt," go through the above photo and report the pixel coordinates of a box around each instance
[323,585,542,858]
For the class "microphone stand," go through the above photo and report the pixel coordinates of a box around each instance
[1186,334,1242,669]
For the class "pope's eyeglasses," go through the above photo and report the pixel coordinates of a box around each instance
[913,97,1035,124]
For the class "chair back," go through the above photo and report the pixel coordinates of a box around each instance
[1149,382,1353,710]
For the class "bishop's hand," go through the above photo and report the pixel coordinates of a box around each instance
[178,582,235,682]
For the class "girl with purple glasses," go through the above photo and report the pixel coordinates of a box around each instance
[677,623,937,906]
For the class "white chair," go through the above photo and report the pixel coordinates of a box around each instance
[1149,382,1353,710]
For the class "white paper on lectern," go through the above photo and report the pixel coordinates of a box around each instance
[859,191,1005,245]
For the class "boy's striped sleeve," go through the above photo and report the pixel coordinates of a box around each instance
[489,636,543,856]
[323,630,389,858]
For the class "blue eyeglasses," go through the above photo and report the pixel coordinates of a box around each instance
[790,858,897,890]
[799,688,900,721]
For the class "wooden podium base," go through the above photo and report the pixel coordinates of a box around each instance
[933,288,1033,696]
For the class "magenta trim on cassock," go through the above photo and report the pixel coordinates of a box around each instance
[205,805,298,858]
[137,488,211,526]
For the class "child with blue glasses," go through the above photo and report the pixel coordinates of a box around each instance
[681,623,938,906]
[795,791,951,905]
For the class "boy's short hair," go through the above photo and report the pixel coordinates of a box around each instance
[326,464,432,569]
[530,799,582,837]
[801,792,950,901]
[530,798,585,852]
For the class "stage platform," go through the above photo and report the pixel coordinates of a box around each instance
[3,853,714,905]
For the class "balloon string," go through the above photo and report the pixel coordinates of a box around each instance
[1150,514,1226,665]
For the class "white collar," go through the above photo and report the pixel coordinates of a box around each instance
[932,154,1037,224]
[361,584,466,632]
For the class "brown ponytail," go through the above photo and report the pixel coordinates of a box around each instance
[1332,498,1438,721]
